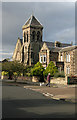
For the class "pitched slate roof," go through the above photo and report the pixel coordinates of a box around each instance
[49,47,61,52]
[61,43,72,47]
[60,45,77,52]
[22,15,43,28]
[42,41,72,52]
[42,41,54,48]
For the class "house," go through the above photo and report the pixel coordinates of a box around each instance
[12,15,76,78]
[59,45,77,76]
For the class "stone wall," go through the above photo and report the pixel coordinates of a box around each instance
[17,76,32,81]
[50,77,67,85]
[32,76,40,82]
[59,48,77,76]
[1,76,8,80]
[39,43,50,68]
[50,52,58,62]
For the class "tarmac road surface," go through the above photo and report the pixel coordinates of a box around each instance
[2,82,76,119]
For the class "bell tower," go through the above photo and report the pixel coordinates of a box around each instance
[22,15,43,65]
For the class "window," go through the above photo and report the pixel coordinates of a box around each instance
[24,32,26,42]
[43,55,46,63]
[37,31,40,41]
[68,54,70,62]
[66,53,70,62]
[66,67,70,74]
[61,54,63,61]
[27,31,28,42]
[32,31,36,41]
[40,56,42,63]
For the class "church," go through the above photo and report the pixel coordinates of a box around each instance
[12,15,72,68]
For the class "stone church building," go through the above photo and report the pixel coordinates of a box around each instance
[13,15,77,76]
[13,15,44,65]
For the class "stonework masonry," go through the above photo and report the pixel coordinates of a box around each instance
[59,46,77,76]
[13,15,76,77]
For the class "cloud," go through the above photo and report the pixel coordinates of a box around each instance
[54,27,75,43]
[2,2,75,60]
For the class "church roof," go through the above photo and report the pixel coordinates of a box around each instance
[22,15,43,29]
[42,41,72,52]
[61,43,72,47]
[60,45,77,52]
[42,41,54,48]
[43,41,71,48]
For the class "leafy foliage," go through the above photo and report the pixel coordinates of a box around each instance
[43,61,58,77]
[54,71,65,78]
[24,65,33,77]
[1,71,8,76]
[2,61,25,79]
[31,62,45,76]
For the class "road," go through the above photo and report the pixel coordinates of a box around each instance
[2,81,76,119]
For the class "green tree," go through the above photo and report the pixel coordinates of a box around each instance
[31,62,45,82]
[2,61,25,81]
[43,61,58,77]
[24,65,33,77]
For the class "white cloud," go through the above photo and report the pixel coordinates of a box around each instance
[1,2,75,60]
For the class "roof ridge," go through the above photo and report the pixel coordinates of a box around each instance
[22,15,43,27]
[61,45,77,49]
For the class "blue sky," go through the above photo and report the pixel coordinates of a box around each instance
[1,2,75,60]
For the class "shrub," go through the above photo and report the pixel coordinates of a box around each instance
[13,72,18,76]
[1,71,8,76]
[43,61,58,77]
[2,61,26,80]
[54,71,65,78]
[31,62,45,77]
[24,65,33,76]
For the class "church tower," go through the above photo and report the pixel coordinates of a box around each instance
[22,15,43,65]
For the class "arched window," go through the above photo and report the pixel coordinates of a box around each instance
[32,31,36,41]
[37,31,40,41]
[24,32,26,42]
[27,31,28,42]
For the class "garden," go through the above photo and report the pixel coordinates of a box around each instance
[1,60,65,83]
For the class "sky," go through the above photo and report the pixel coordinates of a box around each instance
[0,2,75,61]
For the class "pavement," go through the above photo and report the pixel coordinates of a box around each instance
[2,79,77,103]
[23,83,77,103]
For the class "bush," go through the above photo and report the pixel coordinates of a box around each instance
[24,65,33,77]
[43,61,58,77]
[54,71,65,78]
[1,71,8,76]
[2,61,26,80]
[31,62,45,77]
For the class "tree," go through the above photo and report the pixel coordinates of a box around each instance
[31,62,45,82]
[43,61,58,77]
[24,65,33,77]
[2,61,25,81]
